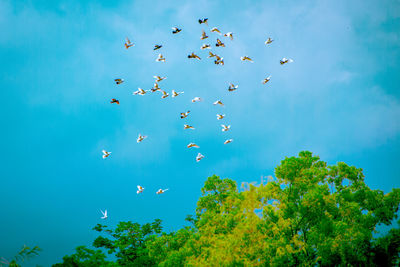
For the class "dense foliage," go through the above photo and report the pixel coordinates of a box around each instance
[53,151,400,266]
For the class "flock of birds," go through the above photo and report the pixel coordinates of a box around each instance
[99,18,293,220]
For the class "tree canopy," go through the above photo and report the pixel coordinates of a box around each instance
[53,151,400,266]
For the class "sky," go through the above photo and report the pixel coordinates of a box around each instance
[0,0,399,265]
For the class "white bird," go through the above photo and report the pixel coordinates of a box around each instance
[196,153,204,162]
[100,209,108,219]
[137,134,147,143]
[184,124,195,130]
[240,56,253,62]
[133,88,149,95]
[172,27,182,34]
[221,124,231,131]
[156,188,169,194]
[201,44,211,50]
[161,90,169,98]
[187,142,200,148]
[172,90,184,97]
[153,76,166,82]
[156,54,166,62]
[280,58,294,65]
[151,83,161,92]
[262,76,271,84]
[102,150,111,159]
[216,114,225,120]
[224,32,234,40]
[213,100,224,106]
[224,139,233,144]
[211,27,221,34]
[214,58,224,65]
[137,185,144,194]
[180,110,190,119]
[228,83,238,92]
[265,37,273,45]
[124,37,134,49]
[192,97,203,103]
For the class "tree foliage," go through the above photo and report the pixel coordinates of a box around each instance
[54,151,400,266]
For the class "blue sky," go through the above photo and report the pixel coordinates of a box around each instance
[0,0,399,265]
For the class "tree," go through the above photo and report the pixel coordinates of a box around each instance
[0,245,41,267]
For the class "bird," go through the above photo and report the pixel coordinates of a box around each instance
[213,100,224,106]
[156,54,166,62]
[188,52,201,60]
[211,27,221,34]
[172,27,182,34]
[216,114,225,120]
[221,124,231,131]
[214,58,224,65]
[187,142,200,148]
[198,18,208,25]
[201,44,211,50]
[114,78,124,85]
[224,32,234,40]
[224,139,233,144]
[240,56,253,62]
[172,90,184,97]
[151,83,161,92]
[280,57,294,65]
[156,188,169,194]
[200,30,208,40]
[110,98,120,104]
[124,37,134,49]
[196,153,204,162]
[228,83,238,92]
[216,38,225,47]
[100,209,108,219]
[133,88,149,95]
[161,90,169,98]
[137,134,147,143]
[265,37,273,45]
[208,51,219,59]
[102,150,111,159]
[184,124,195,130]
[262,76,271,84]
[137,185,144,194]
[192,97,202,103]
[180,110,190,119]
[153,44,162,50]
[153,76,166,83]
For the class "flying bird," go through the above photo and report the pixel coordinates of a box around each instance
[198,18,208,25]
[211,27,221,34]
[187,142,200,148]
[224,139,233,144]
[137,185,144,194]
[100,209,108,220]
[153,76,166,83]
[265,37,273,45]
[216,114,225,120]
[133,88,149,95]
[151,83,161,92]
[102,150,111,159]
[137,134,147,143]
[200,30,208,40]
[154,44,162,50]
[208,51,219,59]
[172,90,184,97]
[201,44,211,50]
[213,100,224,106]
[161,90,169,98]
[156,54,166,62]
[172,27,182,34]
[114,78,124,85]
[216,38,225,47]
[262,76,271,84]
[156,188,169,194]
[184,124,195,130]
[224,32,234,40]
[180,110,190,119]
[124,37,134,49]
[110,98,120,104]
[192,97,202,103]
[188,52,201,60]
[221,124,231,132]
[228,83,238,92]
[196,153,204,162]
[240,56,253,62]
[214,58,224,65]
[280,58,294,65]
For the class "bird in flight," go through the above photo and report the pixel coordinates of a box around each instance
[213,100,224,106]
[180,110,190,119]
[221,124,231,131]
[215,58,224,65]
[211,27,221,34]
[224,139,233,144]
[200,30,208,40]
[265,37,273,45]
[114,78,124,85]
[161,90,169,98]
[133,88,149,95]
[172,27,182,34]
[216,38,225,47]
[156,54,166,62]
[156,188,169,194]
[208,51,220,59]
[280,58,294,65]
[262,76,271,84]
[137,185,144,194]
[240,56,253,62]
[137,134,147,143]
[102,150,111,159]
[153,76,166,83]
[192,97,202,103]
[228,83,238,92]
[201,44,211,50]
[187,142,200,148]
[124,37,134,49]
[100,209,108,219]
[224,32,234,40]
[216,114,225,120]
[196,153,204,162]
[110,98,120,104]
[153,44,162,50]
[172,90,184,97]
[198,18,208,25]
[184,124,195,130]
[188,52,201,60]
[151,83,161,92]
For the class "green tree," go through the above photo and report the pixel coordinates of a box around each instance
[1,245,41,267]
